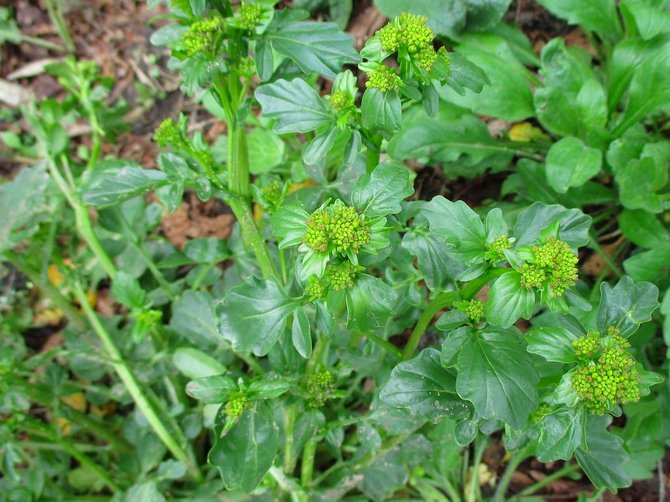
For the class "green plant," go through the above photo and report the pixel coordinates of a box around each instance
[1,1,669,500]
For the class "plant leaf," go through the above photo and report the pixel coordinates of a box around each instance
[597,276,659,337]
[545,137,602,193]
[351,164,414,218]
[82,164,169,208]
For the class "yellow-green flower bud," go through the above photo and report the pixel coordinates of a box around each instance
[325,261,358,291]
[307,370,335,406]
[520,237,578,297]
[224,395,250,419]
[329,89,355,115]
[365,65,403,93]
[465,299,485,323]
[485,234,512,262]
[571,329,640,415]
[238,3,263,31]
[238,56,256,77]
[397,13,434,55]
[305,276,327,301]
[303,210,331,252]
[153,118,180,147]
[378,23,400,52]
[182,17,222,57]
[261,181,282,208]
[328,205,370,253]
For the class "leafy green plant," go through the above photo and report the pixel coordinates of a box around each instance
[1,1,669,500]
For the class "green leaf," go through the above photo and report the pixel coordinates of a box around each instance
[536,0,622,41]
[186,375,236,403]
[345,274,398,332]
[266,21,360,79]
[619,209,670,248]
[111,271,147,310]
[374,0,467,37]
[444,51,490,95]
[360,88,401,138]
[624,248,670,285]
[255,78,332,133]
[172,348,226,379]
[351,164,414,218]
[513,202,592,248]
[597,276,659,337]
[526,325,578,363]
[209,403,278,492]
[0,166,50,253]
[401,231,464,290]
[379,348,470,420]
[271,203,309,249]
[615,157,668,213]
[617,400,665,480]
[291,309,312,359]
[545,137,602,193]
[388,114,512,167]
[536,407,586,462]
[421,197,486,262]
[247,377,292,400]
[485,272,535,328]
[247,129,286,174]
[438,35,534,121]
[575,415,632,490]
[82,164,169,208]
[170,291,221,346]
[220,278,298,356]
[302,126,338,166]
[621,0,670,40]
[456,329,539,428]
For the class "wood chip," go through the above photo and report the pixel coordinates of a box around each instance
[0,79,34,107]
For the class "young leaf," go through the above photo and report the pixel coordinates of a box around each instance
[525,325,578,363]
[456,329,539,428]
[401,231,465,291]
[360,88,401,138]
[291,309,312,359]
[379,348,470,420]
[351,164,414,218]
[255,78,332,133]
[597,276,659,337]
[545,137,602,193]
[513,202,592,248]
[345,274,398,332]
[302,126,338,166]
[271,203,309,249]
[111,271,147,310]
[186,375,236,403]
[421,197,487,262]
[82,164,169,208]
[485,271,535,328]
[173,348,226,380]
[208,403,278,492]
[220,278,298,356]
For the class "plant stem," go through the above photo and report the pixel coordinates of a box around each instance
[284,404,298,475]
[43,0,75,52]
[19,33,66,51]
[588,230,623,278]
[492,445,532,502]
[517,462,580,498]
[72,282,203,482]
[466,435,489,502]
[301,438,318,486]
[403,268,508,360]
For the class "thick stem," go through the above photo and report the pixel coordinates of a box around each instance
[73,282,203,482]
[301,438,317,486]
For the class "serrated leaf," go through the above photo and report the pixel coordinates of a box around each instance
[256,78,332,133]
[513,202,592,248]
[271,203,309,248]
[220,278,298,356]
[351,164,414,218]
[456,329,539,428]
[83,165,169,208]
[536,407,586,462]
[525,326,578,363]
[345,274,398,332]
[619,209,670,249]
[597,276,659,337]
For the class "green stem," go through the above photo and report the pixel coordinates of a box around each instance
[284,404,298,475]
[368,333,402,360]
[132,241,176,299]
[72,282,203,482]
[365,135,382,173]
[492,445,532,502]
[466,435,489,502]
[301,438,318,486]
[517,463,580,498]
[588,230,623,278]
[403,268,508,360]
[43,0,75,51]
[19,34,66,51]
[24,419,121,492]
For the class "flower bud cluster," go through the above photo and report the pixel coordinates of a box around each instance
[153,118,180,148]
[572,330,600,358]
[303,204,370,254]
[325,261,358,291]
[307,370,335,406]
[261,181,282,209]
[464,299,485,323]
[224,395,250,419]
[378,13,439,71]
[365,65,403,93]
[329,89,355,115]
[238,4,263,31]
[485,234,512,262]
[520,237,578,298]
[571,330,640,415]
[305,276,327,301]
[182,17,222,57]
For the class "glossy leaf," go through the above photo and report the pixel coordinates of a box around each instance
[256,79,332,133]
[545,137,602,193]
[456,329,539,428]
[83,164,169,208]
[525,325,578,363]
[170,291,221,346]
[597,276,659,337]
[172,348,226,380]
[291,309,312,359]
[351,164,414,218]
[186,375,236,403]
[513,202,592,248]
[379,348,470,420]
[345,274,398,332]
[485,271,535,328]
[360,88,401,138]
[536,407,586,462]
